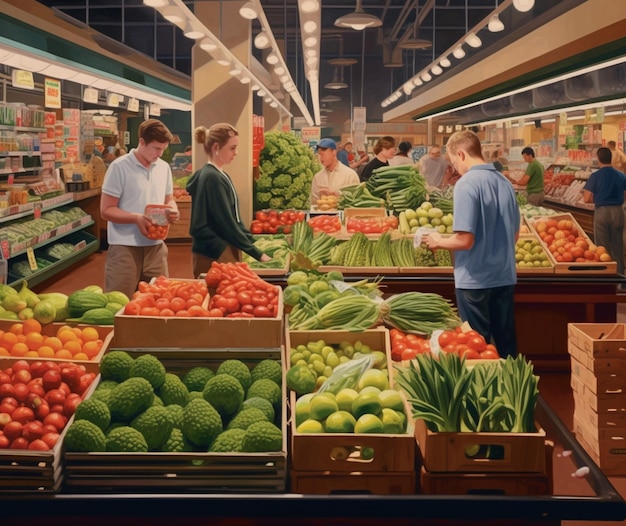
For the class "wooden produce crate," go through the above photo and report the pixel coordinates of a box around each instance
[515,233,555,275]
[570,355,626,398]
[64,350,288,493]
[414,418,547,474]
[0,358,99,494]
[570,373,626,413]
[0,320,113,364]
[568,323,626,360]
[398,234,454,275]
[573,415,626,476]
[340,207,391,240]
[166,201,191,241]
[290,469,416,495]
[527,213,617,275]
[246,253,291,277]
[113,283,283,350]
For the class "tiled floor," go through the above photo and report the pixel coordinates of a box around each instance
[31,244,626,524]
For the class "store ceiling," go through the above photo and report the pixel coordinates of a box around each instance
[33,0,619,133]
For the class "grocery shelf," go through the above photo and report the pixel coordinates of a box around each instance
[7,231,99,289]
[0,192,74,224]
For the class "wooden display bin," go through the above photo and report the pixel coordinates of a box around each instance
[573,416,626,476]
[166,201,191,241]
[114,282,283,350]
[64,350,288,492]
[290,470,416,495]
[527,213,617,275]
[568,323,626,359]
[515,233,555,275]
[414,418,547,474]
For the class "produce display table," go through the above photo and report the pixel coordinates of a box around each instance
[272,274,626,372]
[2,397,624,525]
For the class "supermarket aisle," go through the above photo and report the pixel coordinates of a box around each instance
[29,247,626,523]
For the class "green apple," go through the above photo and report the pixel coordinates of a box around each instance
[420,201,433,211]
[418,216,430,226]
[436,225,447,234]
[442,214,453,226]
[409,218,419,227]
[404,209,417,221]
[416,209,429,218]
[428,207,444,219]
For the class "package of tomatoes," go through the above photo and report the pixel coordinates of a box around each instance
[144,204,170,240]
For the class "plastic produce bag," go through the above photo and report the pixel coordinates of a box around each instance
[318,354,375,395]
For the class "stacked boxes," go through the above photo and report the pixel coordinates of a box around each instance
[568,323,626,475]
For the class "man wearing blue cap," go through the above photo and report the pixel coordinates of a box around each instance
[310,138,359,206]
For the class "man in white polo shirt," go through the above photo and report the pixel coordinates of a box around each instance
[310,138,360,205]
[100,119,180,298]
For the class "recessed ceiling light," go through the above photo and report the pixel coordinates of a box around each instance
[238,2,257,20]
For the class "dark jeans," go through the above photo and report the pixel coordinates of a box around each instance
[455,285,518,358]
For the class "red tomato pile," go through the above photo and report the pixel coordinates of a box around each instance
[533,218,611,263]
[250,209,306,235]
[124,277,210,318]
[205,262,280,318]
[0,360,96,451]
[346,215,399,234]
[390,327,500,362]
[390,328,430,361]
[437,328,500,360]
[307,214,342,234]
[146,224,169,240]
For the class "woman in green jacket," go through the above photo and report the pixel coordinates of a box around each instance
[186,123,270,278]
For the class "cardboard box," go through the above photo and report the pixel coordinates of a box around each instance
[64,350,288,492]
[290,469,416,495]
[113,287,284,350]
[414,418,547,474]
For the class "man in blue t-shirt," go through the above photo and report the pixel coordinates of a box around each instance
[424,130,520,357]
[583,147,626,276]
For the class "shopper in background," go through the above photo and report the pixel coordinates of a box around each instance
[389,141,415,166]
[310,138,360,204]
[608,140,626,173]
[359,136,396,182]
[186,122,270,278]
[338,141,369,172]
[114,147,127,158]
[510,146,545,205]
[582,147,626,277]
[419,145,449,188]
[424,130,520,358]
[100,118,180,298]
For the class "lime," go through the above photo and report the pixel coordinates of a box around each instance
[335,388,359,412]
[324,411,357,433]
[296,419,325,434]
[381,408,406,434]
[351,391,383,419]
[354,414,384,434]
[357,369,389,391]
[379,389,404,411]
[309,394,339,420]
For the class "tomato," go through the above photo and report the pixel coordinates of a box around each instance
[63,394,82,418]
[22,421,44,441]
[0,383,15,399]
[43,412,67,432]
[455,332,469,344]
[170,297,187,313]
[155,297,171,310]
[442,344,458,354]
[133,293,156,309]
[11,437,29,450]
[0,435,9,448]
[44,388,65,406]
[459,347,481,360]
[438,331,457,348]
[124,301,142,315]
[214,296,240,314]
[467,336,487,353]
[41,432,60,449]
[13,384,29,403]
[256,211,268,222]
[237,291,252,305]
[253,305,272,317]
[12,360,30,373]
[480,349,500,360]
[11,406,35,424]
[208,308,224,317]
[3,421,23,441]
[159,308,175,317]
[401,348,418,361]
[241,303,255,315]
[251,294,268,307]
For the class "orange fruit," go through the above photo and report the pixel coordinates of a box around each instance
[82,341,101,359]
[25,332,44,351]
[24,350,39,357]
[73,352,89,361]
[37,345,55,358]
[22,318,42,335]
[58,330,79,344]
[16,334,26,343]
[9,323,24,336]
[0,332,18,349]
[54,349,73,360]
[63,341,83,356]
[72,327,83,339]
[11,342,29,357]
[81,327,100,342]
[0,347,9,356]
[43,336,63,352]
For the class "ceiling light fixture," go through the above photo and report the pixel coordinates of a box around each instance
[300,0,319,13]
[488,14,505,32]
[142,0,168,6]
[412,77,424,87]
[303,20,317,33]
[200,38,217,52]
[161,6,184,25]
[334,0,382,31]
[421,72,432,82]
[321,95,341,103]
[183,22,205,40]
[398,1,432,50]
[324,67,348,90]
[452,45,466,59]
[513,0,535,12]
[431,65,443,75]
[253,31,271,49]
[266,52,279,65]
[440,57,451,68]
[465,32,482,48]
[238,2,257,20]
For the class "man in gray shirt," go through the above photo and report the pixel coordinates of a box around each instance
[419,145,450,188]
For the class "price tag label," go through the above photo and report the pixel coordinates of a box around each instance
[0,233,9,260]
[7,174,14,185]
[74,240,87,251]
[33,202,42,220]
[0,259,6,284]
[26,247,38,271]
